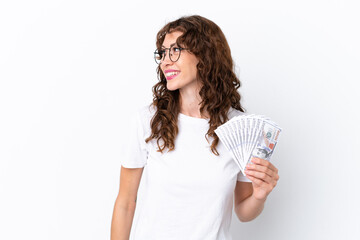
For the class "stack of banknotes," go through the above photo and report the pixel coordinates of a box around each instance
[214,114,282,176]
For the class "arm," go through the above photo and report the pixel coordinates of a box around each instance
[111,166,144,240]
[234,157,279,222]
[234,181,266,222]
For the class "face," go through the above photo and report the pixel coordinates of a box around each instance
[160,31,200,91]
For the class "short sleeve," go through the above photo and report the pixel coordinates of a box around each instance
[120,108,149,168]
[237,170,252,182]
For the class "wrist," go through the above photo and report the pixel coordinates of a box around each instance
[251,193,267,204]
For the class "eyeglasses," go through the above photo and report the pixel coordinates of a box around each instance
[154,46,189,64]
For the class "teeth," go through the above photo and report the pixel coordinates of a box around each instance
[165,71,179,77]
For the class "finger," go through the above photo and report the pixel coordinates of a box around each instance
[245,163,276,178]
[246,171,278,190]
[245,170,274,185]
[245,174,265,185]
[251,157,278,173]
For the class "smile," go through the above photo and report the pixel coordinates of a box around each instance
[165,71,180,80]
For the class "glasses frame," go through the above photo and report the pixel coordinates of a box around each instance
[154,46,189,64]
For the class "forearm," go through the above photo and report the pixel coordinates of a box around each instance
[111,200,136,240]
[235,194,266,222]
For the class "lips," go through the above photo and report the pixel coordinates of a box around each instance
[164,70,180,80]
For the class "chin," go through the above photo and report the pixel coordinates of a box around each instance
[166,86,179,91]
[166,83,179,91]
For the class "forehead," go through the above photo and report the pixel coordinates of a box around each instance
[162,31,183,47]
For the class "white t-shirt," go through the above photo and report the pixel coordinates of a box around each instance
[120,104,252,240]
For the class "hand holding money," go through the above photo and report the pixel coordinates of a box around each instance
[214,114,282,176]
[244,156,279,201]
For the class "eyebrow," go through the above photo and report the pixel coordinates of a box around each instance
[161,43,177,48]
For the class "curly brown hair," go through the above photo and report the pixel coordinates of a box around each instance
[145,15,246,156]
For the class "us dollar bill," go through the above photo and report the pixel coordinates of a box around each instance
[250,120,282,162]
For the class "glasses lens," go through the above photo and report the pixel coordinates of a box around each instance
[169,47,180,62]
[154,50,163,64]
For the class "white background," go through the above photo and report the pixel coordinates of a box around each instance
[1,0,359,239]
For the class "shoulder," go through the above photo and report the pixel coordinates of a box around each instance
[135,103,156,133]
[137,103,156,120]
[227,107,246,120]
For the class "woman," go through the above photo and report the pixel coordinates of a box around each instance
[111,15,279,240]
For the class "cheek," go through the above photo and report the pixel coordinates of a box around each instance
[191,59,199,75]
[190,64,198,77]
[177,58,198,78]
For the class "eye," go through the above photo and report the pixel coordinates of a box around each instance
[173,47,181,52]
